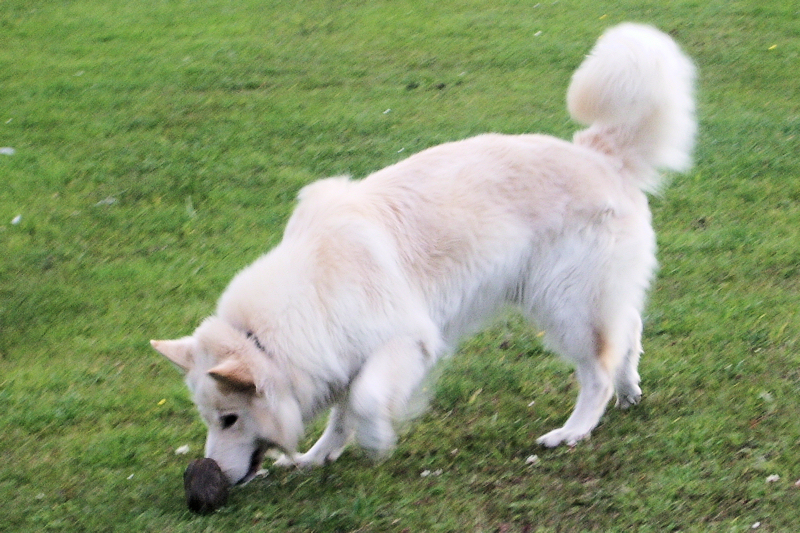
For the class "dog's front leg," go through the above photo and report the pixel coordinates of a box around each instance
[348,336,433,457]
[275,404,354,468]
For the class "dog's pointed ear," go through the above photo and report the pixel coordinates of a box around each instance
[151,338,195,373]
[208,358,257,393]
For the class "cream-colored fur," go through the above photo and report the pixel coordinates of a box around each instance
[152,23,696,485]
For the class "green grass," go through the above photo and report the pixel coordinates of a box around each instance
[2,0,799,531]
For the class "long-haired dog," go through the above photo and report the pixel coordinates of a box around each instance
[152,23,696,485]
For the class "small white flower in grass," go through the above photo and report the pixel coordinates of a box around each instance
[0,147,15,156]
[766,474,780,483]
[175,444,191,455]
[96,196,116,206]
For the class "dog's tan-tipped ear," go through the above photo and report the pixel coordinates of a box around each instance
[208,358,256,393]
[150,338,195,373]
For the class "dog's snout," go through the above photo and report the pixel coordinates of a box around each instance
[234,445,267,485]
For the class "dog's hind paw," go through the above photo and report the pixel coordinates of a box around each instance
[614,385,642,409]
[615,392,641,409]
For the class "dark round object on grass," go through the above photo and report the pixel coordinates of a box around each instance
[184,458,230,514]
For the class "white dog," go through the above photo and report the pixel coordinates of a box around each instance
[152,23,696,485]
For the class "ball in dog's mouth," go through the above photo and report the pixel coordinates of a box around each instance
[184,458,230,514]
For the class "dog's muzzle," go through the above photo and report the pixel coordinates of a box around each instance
[235,443,269,485]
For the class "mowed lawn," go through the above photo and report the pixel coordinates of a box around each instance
[1,0,799,531]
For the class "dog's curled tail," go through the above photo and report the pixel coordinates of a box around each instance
[568,23,697,192]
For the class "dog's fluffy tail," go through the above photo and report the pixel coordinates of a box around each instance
[568,23,697,192]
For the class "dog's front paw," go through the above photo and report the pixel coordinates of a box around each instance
[274,453,316,469]
[274,451,338,469]
[536,427,589,448]
[274,454,296,468]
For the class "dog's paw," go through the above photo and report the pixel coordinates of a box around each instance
[273,453,298,468]
[536,428,589,448]
[615,392,641,409]
[274,451,340,469]
[614,385,642,409]
[274,453,321,469]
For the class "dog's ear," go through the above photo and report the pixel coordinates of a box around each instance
[207,358,257,394]
[151,338,195,373]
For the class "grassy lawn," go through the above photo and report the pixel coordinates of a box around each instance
[2,0,799,531]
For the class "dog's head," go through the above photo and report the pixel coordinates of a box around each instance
[151,317,303,485]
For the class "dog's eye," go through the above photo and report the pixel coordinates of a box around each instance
[220,414,238,429]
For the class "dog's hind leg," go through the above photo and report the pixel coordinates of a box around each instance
[614,314,643,409]
[536,353,615,448]
[276,404,355,468]
[535,309,644,447]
